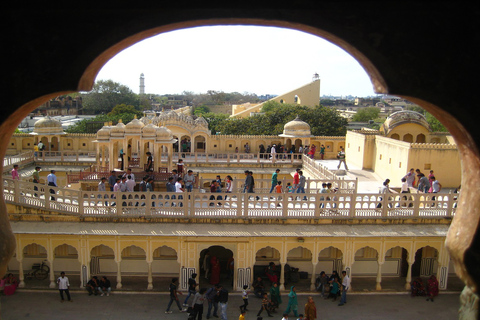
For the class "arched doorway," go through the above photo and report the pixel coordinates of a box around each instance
[412,246,438,278]
[199,245,234,289]
[152,245,180,290]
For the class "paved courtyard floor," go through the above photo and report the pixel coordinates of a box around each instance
[0,290,461,320]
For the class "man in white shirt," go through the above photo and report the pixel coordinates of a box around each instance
[123,168,135,182]
[47,170,57,200]
[126,175,136,192]
[57,272,72,302]
[175,177,184,207]
[338,270,350,306]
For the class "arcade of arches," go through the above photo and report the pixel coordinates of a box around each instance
[8,232,453,293]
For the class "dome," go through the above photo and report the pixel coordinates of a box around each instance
[380,110,431,135]
[281,116,312,137]
[110,121,125,137]
[141,123,157,137]
[156,126,173,138]
[125,117,144,133]
[194,116,209,127]
[31,116,65,135]
[96,124,111,140]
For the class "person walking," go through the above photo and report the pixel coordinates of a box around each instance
[304,296,317,320]
[257,292,273,317]
[11,164,20,180]
[319,144,325,160]
[217,284,229,320]
[240,285,249,312]
[205,284,219,319]
[57,272,72,302]
[269,169,280,193]
[337,146,348,170]
[192,287,207,320]
[165,278,185,314]
[338,271,350,306]
[47,170,57,200]
[284,286,298,317]
[296,171,306,198]
[184,273,198,307]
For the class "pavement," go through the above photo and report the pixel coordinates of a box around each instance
[0,289,461,320]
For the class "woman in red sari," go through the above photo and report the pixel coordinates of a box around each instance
[426,275,439,301]
[209,256,221,285]
[266,262,278,284]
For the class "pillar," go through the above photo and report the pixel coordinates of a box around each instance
[376,261,384,291]
[16,257,25,288]
[116,259,122,289]
[147,260,153,290]
[310,261,318,291]
[48,258,56,288]
[279,261,286,291]
[405,261,413,290]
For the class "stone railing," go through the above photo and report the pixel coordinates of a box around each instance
[4,178,458,220]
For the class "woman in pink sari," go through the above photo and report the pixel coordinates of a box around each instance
[209,256,221,285]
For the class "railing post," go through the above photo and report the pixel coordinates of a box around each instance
[349,192,356,218]
[446,191,454,217]
[413,193,420,218]
[116,192,123,217]
[243,193,249,218]
[78,190,83,216]
[145,191,151,217]
[13,180,20,203]
[381,192,389,217]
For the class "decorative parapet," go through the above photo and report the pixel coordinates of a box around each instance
[410,143,458,150]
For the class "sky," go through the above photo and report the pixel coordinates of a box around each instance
[95,25,377,98]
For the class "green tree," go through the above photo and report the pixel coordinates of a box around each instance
[193,105,210,116]
[81,80,139,114]
[351,107,380,122]
[108,104,143,118]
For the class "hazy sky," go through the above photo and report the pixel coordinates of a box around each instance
[95,25,377,97]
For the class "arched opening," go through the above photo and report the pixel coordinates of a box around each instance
[352,246,379,291]
[412,246,438,278]
[152,245,180,289]
[198,245,234,289]
[120,245,148,290]
[381,246,409,291]
[316,246,343,276]
[254,246,281,287]
[90,244,116,277]
[53,244,80,283]
[286,246,313,291]
[1,10,478,316]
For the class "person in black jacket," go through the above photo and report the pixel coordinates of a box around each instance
[217,285,229,320]
[98,276,111,296]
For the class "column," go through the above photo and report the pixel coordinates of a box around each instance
[405,260,413,290]
[310,261,318,291]
[17,258,25,288]
[376,260,384,291]
[279,261,286,291]
[116,259,122,289]
[147,260,153,290]
[48,258,56,288]
[168,146,173,172]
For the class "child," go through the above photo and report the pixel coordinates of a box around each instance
[240,285,249,312]
[282,313,289,320]
[297,315,304,320]
[239,310,246,320]
[275,181,283,193]
[286,182,293,193]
